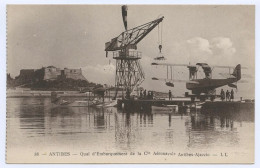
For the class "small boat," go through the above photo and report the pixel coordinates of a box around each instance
[106,100,117,107]
[51,91,103,107]
[95,99,118,108]
[61,100,90,107]
[52,99,102,107]
[152,105,178,113]
[189,102,204,111]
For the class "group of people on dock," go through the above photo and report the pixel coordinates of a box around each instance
[139,89,154,100]
[129,88,234,102]
[139,89,173,100]
[220,89,234,101]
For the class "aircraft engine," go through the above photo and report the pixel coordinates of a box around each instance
[166,82,174,87]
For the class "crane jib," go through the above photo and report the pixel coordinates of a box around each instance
[105,17,164,52]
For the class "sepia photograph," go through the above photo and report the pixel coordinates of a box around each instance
[5,4,255,163]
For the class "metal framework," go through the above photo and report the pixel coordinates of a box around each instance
[114,55,144,91]
[105,17,164,95]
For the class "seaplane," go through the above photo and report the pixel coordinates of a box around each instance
[51,86,117,107]
[151,62,247,101]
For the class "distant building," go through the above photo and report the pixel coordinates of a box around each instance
[15,69,36,84]
[62,68,86,80]
[15,66,87,84]
[7,73,15,88]
[43,66,61,80]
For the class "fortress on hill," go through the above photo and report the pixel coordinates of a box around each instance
[42,66,86,81]
[15,66,87,84]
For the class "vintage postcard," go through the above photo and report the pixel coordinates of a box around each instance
[6,5,255,163]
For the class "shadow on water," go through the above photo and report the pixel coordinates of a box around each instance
[113,108,191,150]
[185,105,254,149]
[47,106,116,134]
[113,109,154,150]
[201,104,254,123]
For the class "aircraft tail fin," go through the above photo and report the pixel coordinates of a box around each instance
[232,64,241,81]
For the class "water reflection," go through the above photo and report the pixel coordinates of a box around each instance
[7,98,254,152]
[18,98,48,136]
[186,107,254,149]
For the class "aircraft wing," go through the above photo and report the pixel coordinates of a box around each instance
[152,62,248,69]
[152,77,199,84]
[212,65,248,69]
[219,73,253,79]
[151,62,190,67]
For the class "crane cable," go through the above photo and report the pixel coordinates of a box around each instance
[161,21,163,46]
[158,22,163,53]
[158,24,159,45]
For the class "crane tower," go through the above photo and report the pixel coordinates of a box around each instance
[105,6,164,96]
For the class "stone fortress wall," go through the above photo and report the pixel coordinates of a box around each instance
[16,66,86,83]
[43,66,62,80]
[63,68,86,80]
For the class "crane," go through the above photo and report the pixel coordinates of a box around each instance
[105,6,164,98]
[105,16,164,53]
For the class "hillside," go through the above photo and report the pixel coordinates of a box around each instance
[7,74,102,91]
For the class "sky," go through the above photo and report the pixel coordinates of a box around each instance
[7,5,255,98]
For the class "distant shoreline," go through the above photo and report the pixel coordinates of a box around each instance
[6,89,110,98]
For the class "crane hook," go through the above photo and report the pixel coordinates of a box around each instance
[159,44,162,53]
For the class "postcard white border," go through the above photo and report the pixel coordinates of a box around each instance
[0,0,259,168]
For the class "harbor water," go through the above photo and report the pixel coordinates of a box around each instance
[6,97,254,163]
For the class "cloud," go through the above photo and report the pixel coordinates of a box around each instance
[174,36,237,65]
[210,37,236,63]
[211,37,235,51]
[187,37,212,54]
[186,37,213,63]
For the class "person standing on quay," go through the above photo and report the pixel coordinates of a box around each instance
[226,90,230,101]
[143,89,147,99]
[230,89,234,102]
[220,89,225,101]
[140,90,143,99]
[169,90,172,100]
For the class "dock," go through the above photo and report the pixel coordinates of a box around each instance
[117,98,255,113]
[117,98,196,111]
